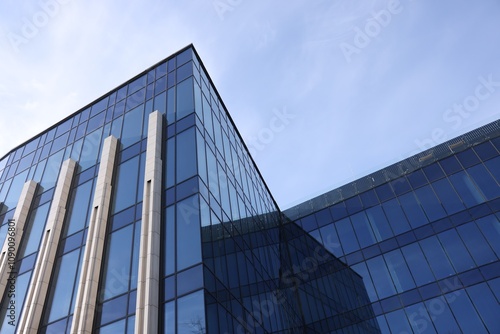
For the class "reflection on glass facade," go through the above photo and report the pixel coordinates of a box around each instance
[0,44,497,333]
[285,124,500,334]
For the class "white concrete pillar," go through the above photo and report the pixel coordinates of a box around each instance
[135,111,163,334]
[18,158,77,333]
[71,136,118,334]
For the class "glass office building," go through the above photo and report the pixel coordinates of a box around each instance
[0,45,498,333]
[285,121,500,333]
[0,45,379,333]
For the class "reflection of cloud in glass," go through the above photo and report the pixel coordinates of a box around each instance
[177,290,206,334]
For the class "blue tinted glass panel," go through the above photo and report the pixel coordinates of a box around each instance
[121,105,144,148]
[431,178,465,215]
[456,149,481,168]
[366,255,396,299]
[414,185,446,222]
[102,225,133,300]
[399,192,428,228]
[19,202,50,257]
[46,249,80,322]
[165,206,175,276]
[177,290,205,333]
[458,222,497,266]
[407,169,427,189]
[447,290,488,333]
[112,156,140,213]
[79,129,103,170]
[449,171,485,207]
[3,170,28,208]
[422,163,444,182]
[177,195,201,270]
[473,141,498,160]
[0,272,30,333]
[177,77,194,120]
[439,155,462,175]
[419,236,454,279]
[438,229,475,272]
[164,301,175,334]
[99,294,128,325]
[382,198,411,235]
[404,302,437,334]
[335,217,359,254]
[484,156,500,182]
[351,212,376,248]
[401,243,434,285]
[476,215,500,257]
[467,164,500,200]
[385,309,412,333]
[467,283,500,333]
[153,91,166,115]
[366,206,393,241]
[424,297,460,333]
[99,319,126,334]
[65,181,93,235]
[384,249,415,293]
[176,128,197,183]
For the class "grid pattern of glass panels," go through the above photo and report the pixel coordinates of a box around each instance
[287,137,500,333]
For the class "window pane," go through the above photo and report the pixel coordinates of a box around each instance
[449,171,485,207]
[401,243,434,285]
[121,105,144,148]
[177,195,201,270]
[431,178,465,215]
[351,211,376,248]
[47,249,80,322]
[414,185,446,222]
[177,77,194,120]
[382,198,411,236]
[3,170,29,209]
[476,215,500,257]
[366,255,396,299]
[177,290,205,334]
[467,283,500,333]
[366,206,393,241]
[176,128,197,183]
[467,164,500,200]
[447,289,488,333]
[65,180,93,235]
[79,129,103,171]
[335,217,359,254]
[19,202,51,257]
[112,156,140,213]
[419,236,454,279]
[438,229,475,273]
[384,249,416,293]
[399,192,428,228]
[458,222,497,266]
[101,225,133,300]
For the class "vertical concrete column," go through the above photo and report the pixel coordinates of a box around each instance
[19,159,76,333]
[135,111,163,334]
[0,180,38,304]
[71,136,118,334]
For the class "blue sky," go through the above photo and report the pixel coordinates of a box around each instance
[0,0,499,209]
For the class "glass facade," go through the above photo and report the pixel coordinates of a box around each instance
[0,44,497,333]
[285,124,500,334]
